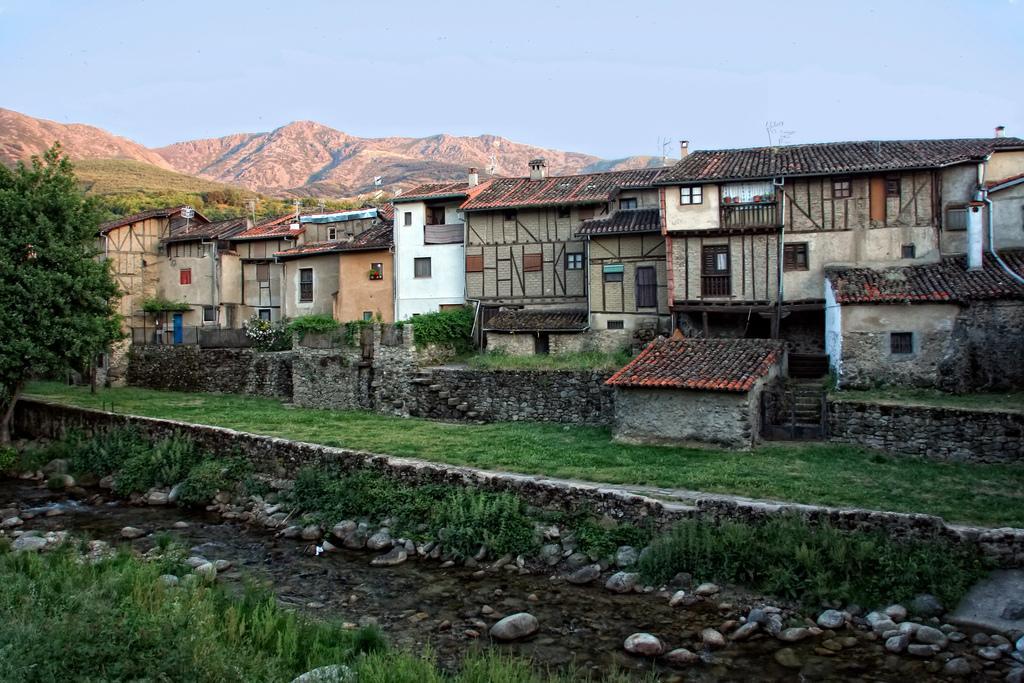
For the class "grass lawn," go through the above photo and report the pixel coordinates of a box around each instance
[25,381,1024,528]
[462,350,633,372]
[831,386,1024,413]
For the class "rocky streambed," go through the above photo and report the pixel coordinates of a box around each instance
[2,478,1023,682]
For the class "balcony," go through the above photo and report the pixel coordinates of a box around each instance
[701,274,732,298]
[720,201,779,229]
[424,222,464,245]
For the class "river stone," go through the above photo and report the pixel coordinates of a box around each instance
[747,608,768,625]
[566,564,601,585]
[1004,600,1024,621]
[1,516,23,528]
[817,609,845,629]
[623,632,664,657]
[159,574,180,587]
[885,634,909,653]
[730,621,760,641]
[668,590,689,607]
[185,556,209,568]
[773,647,802,669]
[564,551,590,570]
[489,612,539,641]
[145,489,169,506]
[300,525,322,541]
[1009,668,1024,683]
[168,484,182,503]
[605,571,639,594]
[331,520,356,538]
[120,526,146,539]
[366,530,392,551]
[910,593,945,618]
[694,582,720,597]
[213,559,232,572]
[98,475,115,489]
[194,562,217,582]
[173,521,190,529]
[539,543,561,566]
[43,458,69,475]
[872,618,897,635]
[370,547,407,567]
[290,664,355,683]
[915,625,948,648]
[342,529,367,550]
[12,535,48,553]
[664,648,699,666]
[907,643,938,657]
[701,628,726,648]
[777,627,810,643]
[979,646,1003,661]
[614,545,638,568]
[280,525,302,539]
[49,474,74,489]
[884,604,908,622]
[941,657,972,677]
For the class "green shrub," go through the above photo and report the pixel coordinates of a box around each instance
[244,317,292,351]
[69,427,149,477]
[410,306,474,353]
[0,446,16,473]
[434,491,537,559]
[141,297,190,313]
[113,434,203,495]
[571,516,653,559]
[287,314,340,340]
[637,515,990,607]
[176,458,252,506]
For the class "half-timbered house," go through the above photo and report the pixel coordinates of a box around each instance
[657,137,1024,372]
[461,159,664,351]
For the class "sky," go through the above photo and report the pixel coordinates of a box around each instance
[0,0,1021,160]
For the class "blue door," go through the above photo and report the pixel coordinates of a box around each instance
[172,313,183,344]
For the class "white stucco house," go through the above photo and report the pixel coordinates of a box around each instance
[392,170,490,320]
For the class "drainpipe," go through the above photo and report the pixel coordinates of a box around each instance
[772,178,786,338]
[982,189,1024,285]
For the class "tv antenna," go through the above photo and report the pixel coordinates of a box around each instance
[373,175,383,186]
[766,121,794,148]
[244,198,257,224]
[317,199,326,213]
[293,199,302,220]
[659,136,674,164]
[486,154,497,175]
[181,205,195,230]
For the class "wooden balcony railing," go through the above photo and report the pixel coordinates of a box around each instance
[720,201,779,229]
[701,274,731,297]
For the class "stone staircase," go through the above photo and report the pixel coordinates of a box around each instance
[410,369,479,419]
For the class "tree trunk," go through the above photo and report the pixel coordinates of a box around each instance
[0,383,23,445]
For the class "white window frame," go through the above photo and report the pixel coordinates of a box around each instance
[680,186,703,205]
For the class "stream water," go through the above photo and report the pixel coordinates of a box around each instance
[1,480,993,681]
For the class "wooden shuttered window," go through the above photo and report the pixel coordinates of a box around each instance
[299,268,313,302]
[635,266,657,308]
[783,243,809,271]
[465,254,484,272]
[701,245,730,297]
[523,253,543,272]
[180,268,192,285]
[256,263,270,282]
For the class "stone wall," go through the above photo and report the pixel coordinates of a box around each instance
[408,367,614,425]
[613,387,755,449]
[127,345,294,399]
[13,398,1024,568]
[828,399,1024,464]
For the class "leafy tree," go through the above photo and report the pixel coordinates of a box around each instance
[0,145,123,442]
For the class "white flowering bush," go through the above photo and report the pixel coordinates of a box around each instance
[244,316,292,351]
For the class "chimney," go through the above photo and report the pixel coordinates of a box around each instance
[995,125,1006,138]
[966,201,984,270]
[467,167,479,187]
[528,158,547,181]
[679,140,689,158]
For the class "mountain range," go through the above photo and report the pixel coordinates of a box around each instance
[0,108,663,198]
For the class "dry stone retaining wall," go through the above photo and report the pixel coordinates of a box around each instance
[828,400,1023,465]
[13,398,1024,568]
[126,346,294,399]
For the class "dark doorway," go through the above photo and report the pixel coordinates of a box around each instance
[534,333,550,355]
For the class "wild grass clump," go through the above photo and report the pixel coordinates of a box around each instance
[175,457,253,506]
[0,445,16,473]
[0,548,383,682]
[289,467,537,558]
[68,426,151,478]
[112,433,203,495]
[571,516,653,558]
[466,348,634,372]
[637,515,990,608]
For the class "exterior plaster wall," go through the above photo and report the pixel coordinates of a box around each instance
[394,200,465,320]
[281,254,340,319]
[337,251,394,323]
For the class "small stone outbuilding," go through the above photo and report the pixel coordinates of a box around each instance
[482,309,590,355]
[606,336,785,449]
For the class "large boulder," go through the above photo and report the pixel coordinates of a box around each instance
[623,633,664,657]
[290,665,355,683]
[489,613,540,642]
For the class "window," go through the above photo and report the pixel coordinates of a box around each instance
[945,207,968,231]
[403,211,412,226]
[619,197,638,210]
[466,254,484,272]
[523,253,542,272]
[414,257,432,278]
[503,210,517,222]
[635,266,657,308]
[885,175,901,197]
[607,320,624,330]
[96,354,104,368]
[328,227,338,240]
[901,244,916,259]
[299,268,313,302]
[258,309,272,321]
[890,332,913,355]
[180,268,192,285]
[202,306,217,323]
[680,186,703,205]
[783,243,809,271]
[557,206,571,219]
[603,264,624,282]
[832,178,852,199]
[256,263,270,282]
[362,311,373,321]
[426,206,446,225]
[369,262,383,280]
[701,245,731,297]
[566,252,584,270]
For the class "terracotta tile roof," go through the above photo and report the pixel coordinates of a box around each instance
[483,309,589,332]
[274,223,393,260]
[987,172,1024,192]
[461,169,666,211]
[377,203,395,222]
[659,137,1024,184]
[98,206,210,235]
[577,208,661,236]
[394,181,473,203]
[606,337,784,392]
[826,250,1024,304]
[231,213,300,241]
[162,217,248,244]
